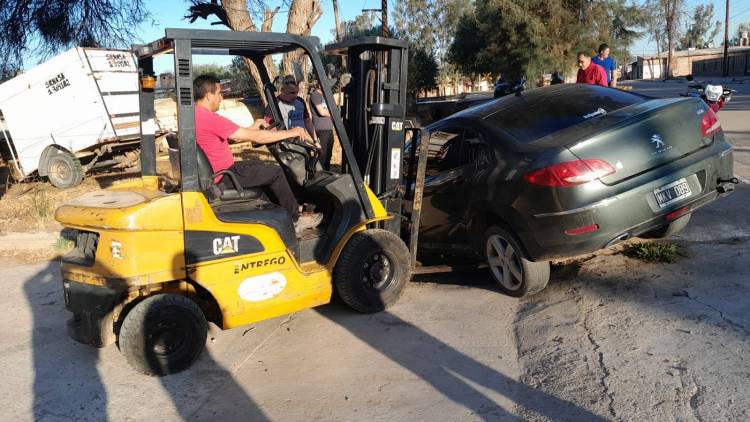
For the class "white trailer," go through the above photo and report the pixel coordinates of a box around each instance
[0,47,141,188]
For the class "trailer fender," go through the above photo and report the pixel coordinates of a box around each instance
[38,144,70,177]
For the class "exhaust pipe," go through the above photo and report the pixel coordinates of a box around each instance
[605,232,631,248]
[717,177,739,194]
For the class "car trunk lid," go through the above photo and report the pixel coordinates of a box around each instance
[562,97,710,184]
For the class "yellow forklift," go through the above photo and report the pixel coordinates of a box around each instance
[55,29,430,375]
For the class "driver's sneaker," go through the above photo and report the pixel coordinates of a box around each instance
[294,212,324,235]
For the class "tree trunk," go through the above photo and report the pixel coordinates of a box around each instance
[333,0,343,42]
[221,0,278,105]
[282,0,323,99]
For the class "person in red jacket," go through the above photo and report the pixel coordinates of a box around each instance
[576,52,608,87]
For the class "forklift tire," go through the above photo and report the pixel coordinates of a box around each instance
[118,294,207,376]
[334,229,411,313]
[46,151,83,188]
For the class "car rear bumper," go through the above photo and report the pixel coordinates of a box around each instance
[520,144,735,261]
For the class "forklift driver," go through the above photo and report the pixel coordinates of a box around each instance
[193,74,323,233]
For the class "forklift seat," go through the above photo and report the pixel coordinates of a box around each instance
[195,148,266,202]
[166,133,265,202]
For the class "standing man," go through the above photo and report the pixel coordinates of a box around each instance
[264,75,319,147]
[309,80,334,170]
[591,43,617,87]
[193,74,323,234]
[576,52,608,87]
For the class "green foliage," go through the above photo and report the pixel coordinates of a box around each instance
[679,4,721,49]
[393,0,472,62]
[408,47,439,96]
[192,63,231,80]
[447,0,644,81]
[227,57,259,97]
[0,0,150,73]
[339,11,384,39]
[626,242,684,263]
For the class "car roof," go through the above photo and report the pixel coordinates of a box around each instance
[452,84,642,120]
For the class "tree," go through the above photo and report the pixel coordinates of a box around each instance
[193,63,231,80]
[408,47,438,97]
[393,0,471,63]
[0,0,151,73]
[679,4,721,49]
[447,10,491,79]
[646,0,686,77]
[186,0,323,104]
[227,56,259,96]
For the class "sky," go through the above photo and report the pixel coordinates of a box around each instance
[19,0,750,71]
[630,0,750,58]
[139,0,383,73]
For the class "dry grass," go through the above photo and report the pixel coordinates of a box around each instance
[0,137,343,234]
[0,161,171,232]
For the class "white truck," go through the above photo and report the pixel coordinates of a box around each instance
[0,47,141,188]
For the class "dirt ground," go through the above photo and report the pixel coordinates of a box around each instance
[0,80,747,420]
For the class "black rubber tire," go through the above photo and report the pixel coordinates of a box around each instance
[118,294,207,376]
[334,229,411,313]
[484,226,550,297]
[46,151,83,188]
[640,214,691,239]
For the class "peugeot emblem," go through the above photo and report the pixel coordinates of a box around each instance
[651,134,665,149]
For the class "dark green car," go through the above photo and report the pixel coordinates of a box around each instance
[409,84,737,297]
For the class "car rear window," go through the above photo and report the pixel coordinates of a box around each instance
[483,84,646,142]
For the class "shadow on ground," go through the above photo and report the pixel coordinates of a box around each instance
[23,261,269,421]
[317,301,608,421]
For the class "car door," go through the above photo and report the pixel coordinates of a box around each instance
[419,126,470,246]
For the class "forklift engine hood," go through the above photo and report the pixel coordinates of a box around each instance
[55,188,178,231]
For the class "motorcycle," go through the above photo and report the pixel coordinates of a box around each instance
[680,83,736,113]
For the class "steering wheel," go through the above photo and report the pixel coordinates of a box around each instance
[285,136,319,152]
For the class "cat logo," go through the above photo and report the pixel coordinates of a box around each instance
[213,235,240,255]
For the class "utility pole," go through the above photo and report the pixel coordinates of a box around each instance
[723,0,730,77]
[382,0,389,37]
[363,1,389,38]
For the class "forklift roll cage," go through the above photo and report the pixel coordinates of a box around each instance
[133,28,375,219]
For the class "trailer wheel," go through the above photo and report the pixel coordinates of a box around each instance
[118,294,207,376]
[484,226,549,297]
[334,229,411,313]
[46,151,83,188]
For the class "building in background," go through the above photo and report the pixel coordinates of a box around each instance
[631,46,750,79]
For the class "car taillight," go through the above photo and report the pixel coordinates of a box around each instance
[700,107,721,138]
[524,159,616,187]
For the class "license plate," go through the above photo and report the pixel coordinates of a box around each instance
[654,178,692,208]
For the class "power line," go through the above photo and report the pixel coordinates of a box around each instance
[730,5,750,19]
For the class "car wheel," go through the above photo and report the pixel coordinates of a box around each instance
[334,229,411,313]
[118,294,207,376]
[484,226,550,297]
[640,214,691,239]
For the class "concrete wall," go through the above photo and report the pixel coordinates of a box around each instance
[692,52,750,77]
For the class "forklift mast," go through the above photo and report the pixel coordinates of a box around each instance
[324,37,409,235]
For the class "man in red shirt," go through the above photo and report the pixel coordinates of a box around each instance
[576,52,608,87]
[193,74,322,233]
